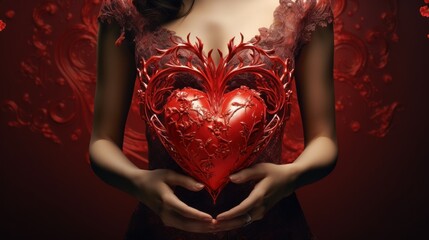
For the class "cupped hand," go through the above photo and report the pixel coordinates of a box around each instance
[130,169,219,233]
[213,162,300,231]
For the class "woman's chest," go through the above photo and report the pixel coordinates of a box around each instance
[160,0,281,61]
[132,0,303,65]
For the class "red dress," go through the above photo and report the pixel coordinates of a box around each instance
[97,0,334,239]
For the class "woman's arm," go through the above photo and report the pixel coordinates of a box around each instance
[214,22,337,229]
[290,19,338,188]
[89,19,141,195]
[89,20,216,233]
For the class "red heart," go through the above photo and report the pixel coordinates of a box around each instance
[163,86,266,201]
[138,34,294,203]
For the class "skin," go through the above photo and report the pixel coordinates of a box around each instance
[162,0,279,65]
[90,0,337,234]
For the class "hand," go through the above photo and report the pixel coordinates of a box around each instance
[213,162,300,231]
[130,169,218,233]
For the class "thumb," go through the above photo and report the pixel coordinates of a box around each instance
[164,171,205,192]
[229,164,265,183]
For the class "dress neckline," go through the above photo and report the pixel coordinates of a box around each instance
[154,0,289,57]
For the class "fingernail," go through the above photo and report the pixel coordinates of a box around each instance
[229,175,239,181]
[195,183,204,188]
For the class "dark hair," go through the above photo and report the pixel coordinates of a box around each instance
[132,0,195,25]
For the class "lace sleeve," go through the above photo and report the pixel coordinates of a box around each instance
[299,0,334,45]
[97,0,135,46]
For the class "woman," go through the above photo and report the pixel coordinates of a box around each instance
[90,0,337,239]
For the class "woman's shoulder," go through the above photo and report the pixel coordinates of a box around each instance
[292,0,334,45]
[98,0,131,24]
[97,0,155,50]
[97,0,150,33]
[272,0,333,27]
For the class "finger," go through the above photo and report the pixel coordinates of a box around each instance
[164,171,205,191]
[229,163,267,183]
[163,191,213,221]
[216,179,269,220]
[214,213,255,232]
[163,210,219,233]
[248,205,266,222]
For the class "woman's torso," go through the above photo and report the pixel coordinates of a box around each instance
[97,0,333,238]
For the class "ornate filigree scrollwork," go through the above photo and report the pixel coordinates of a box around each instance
[137,34,294,203]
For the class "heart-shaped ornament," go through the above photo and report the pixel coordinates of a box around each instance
[163,86,266,200]
[137,34,294,203]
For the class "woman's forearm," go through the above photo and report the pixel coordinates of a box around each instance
[89,138,145,197]
[290,136,338,189]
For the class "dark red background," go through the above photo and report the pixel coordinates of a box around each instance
[1,0,428,239]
